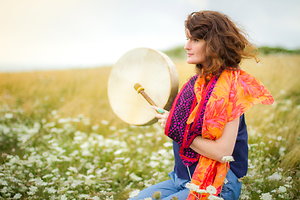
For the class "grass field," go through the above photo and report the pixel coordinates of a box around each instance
[0,54,299,199]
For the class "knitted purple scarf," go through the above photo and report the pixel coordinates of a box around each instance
[165,75,218,166]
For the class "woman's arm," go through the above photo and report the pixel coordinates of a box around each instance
[190,117,240,163]
[151,106,240,163]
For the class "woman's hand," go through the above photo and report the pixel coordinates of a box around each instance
[150,106,169,128]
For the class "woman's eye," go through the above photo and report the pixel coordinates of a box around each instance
[186,38,199,42]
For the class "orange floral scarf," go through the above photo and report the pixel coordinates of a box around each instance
[166,69,274,199]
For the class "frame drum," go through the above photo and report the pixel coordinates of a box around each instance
[108,48,179,125]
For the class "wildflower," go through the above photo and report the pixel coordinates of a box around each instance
[58,118,71,123]
[277,136,282,141]
[163,142,173,147]
[129,173,142,181]
[70,180,83,188]
[260,192,272,200]
[148,161,159,168]
[44,122,56,128]
[0,179,7,186]
[162,159,171,166]
[72,118,80,122]
[208,195,223,200]
[85,175,96,185]
[1,186,8,194]
[158,149,168,156]
[118,128,127,133]
[13,193,22,199]
[145,132,153,137]
[268,172,282,181]
[128,189,140,198]
[286,176,292,181]
[51,110,57,116]
[68,167,78,173]
[101,120,109,125]
[221,156,234,162]
[96,168,107,176]
[4,113,13,119]
[240,192,250,200]
[278,186,287,193]
[60,194,67,200]
[124,158,130,163]
[78,194,90,198]
[186,182,198,191]
[92,125,99,131]
[83,118,90,125]
[206,185,217,194]
[77,114,85,120]
[46,187,56,194]
[27,186,38,195]
[114,149,123,155]
[279,147,286,156]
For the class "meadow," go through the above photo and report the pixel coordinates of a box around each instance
[0,54,299,200]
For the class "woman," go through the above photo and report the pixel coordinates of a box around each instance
[130,10,273,200]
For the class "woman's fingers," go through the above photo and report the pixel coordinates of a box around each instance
[158,118,165,123]
[150,106,166,114]
[149,106,169,127]
[155,113,167,119]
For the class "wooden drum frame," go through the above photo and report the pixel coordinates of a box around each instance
[107,47,179,125]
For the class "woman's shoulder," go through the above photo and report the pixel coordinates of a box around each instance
[221,69,258,83]
[222,68,249,76]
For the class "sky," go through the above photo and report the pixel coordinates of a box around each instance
[0,0,300,71]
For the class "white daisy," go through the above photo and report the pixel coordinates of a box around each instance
[206,185,217,195]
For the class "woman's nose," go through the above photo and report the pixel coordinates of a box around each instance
[184,40,191,50]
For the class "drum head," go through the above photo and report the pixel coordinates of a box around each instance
[108,47,179,125]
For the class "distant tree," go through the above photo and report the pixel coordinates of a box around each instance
[258,46,300,55]
[163,45,300,59]
[163,46,185,60]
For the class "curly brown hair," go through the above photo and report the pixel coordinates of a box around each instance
[185,10,257,77]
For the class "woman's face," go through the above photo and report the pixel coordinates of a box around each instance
[184,30,207,66]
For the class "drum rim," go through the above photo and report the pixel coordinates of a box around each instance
[107,47,179,126]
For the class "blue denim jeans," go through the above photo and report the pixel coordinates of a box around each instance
[129,169,241,200]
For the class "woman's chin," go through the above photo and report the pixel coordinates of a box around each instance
[186,59,196,64]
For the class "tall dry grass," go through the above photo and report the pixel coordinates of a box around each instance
[0,54,299,168]
[0,67,115,125]
[241,55,300,170]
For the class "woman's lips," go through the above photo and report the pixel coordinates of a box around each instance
[187,53,193,57]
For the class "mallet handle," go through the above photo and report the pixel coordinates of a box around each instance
[134,83,157,107]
